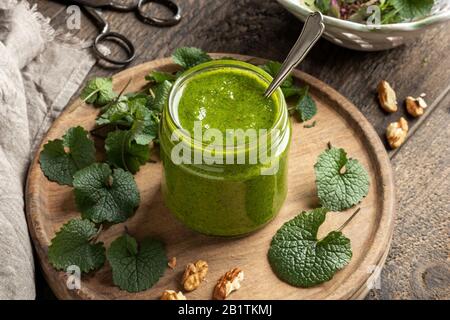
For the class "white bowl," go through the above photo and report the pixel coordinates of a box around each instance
[277,0,450,51]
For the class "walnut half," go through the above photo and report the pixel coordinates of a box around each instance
[160,290,186,300]
[182,260,208,291]
[213,268,244,300]
[378,80,398,113]
[386,117,408,149]
[405,96,427,117]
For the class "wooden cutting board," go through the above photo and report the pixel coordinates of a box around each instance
[26,54,395,300]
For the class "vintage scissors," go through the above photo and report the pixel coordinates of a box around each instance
[73,0,182,26]
[62,0,182,65]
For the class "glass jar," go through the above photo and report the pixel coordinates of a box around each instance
[160,60,291,236]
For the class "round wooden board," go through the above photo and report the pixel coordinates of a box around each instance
[26,54,395,300]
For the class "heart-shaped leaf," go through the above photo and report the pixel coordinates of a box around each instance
[48,218,105,273]
[107,234,167,292]
[314,147,369,211]
[268,208,352,287]
[73,163,140,224]
[39,126,96,186]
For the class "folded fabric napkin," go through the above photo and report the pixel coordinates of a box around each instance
[0,0,96,299]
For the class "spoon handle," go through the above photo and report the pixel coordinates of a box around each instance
[264,12,325,98]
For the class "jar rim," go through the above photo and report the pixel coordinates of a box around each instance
[165,59,288,155]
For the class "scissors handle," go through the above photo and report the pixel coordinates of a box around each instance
[84,6,136,65]
[93,31,136,65]
[137,0,181,27]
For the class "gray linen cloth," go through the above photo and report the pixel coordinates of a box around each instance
[0,0,95,299]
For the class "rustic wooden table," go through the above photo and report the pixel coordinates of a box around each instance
[32,0,449,300]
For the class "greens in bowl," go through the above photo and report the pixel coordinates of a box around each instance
[277,0,450,51]
[310,0,435,24]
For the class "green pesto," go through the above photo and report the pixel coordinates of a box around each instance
[177,67,278,135]
[161,150,288,236]
[160,61,290,236]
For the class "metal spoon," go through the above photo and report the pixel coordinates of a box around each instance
[264,12,325,98]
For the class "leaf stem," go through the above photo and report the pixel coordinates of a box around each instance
[336,208,361,233]
[117,78,132,98]
[104,77,132,111]
[120,130,132,172]
[89,224,103,243]
[82,88,100,103]
[149,87,156,99]
[98,77,132,115]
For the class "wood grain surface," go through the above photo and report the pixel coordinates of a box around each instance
[26,55,395,300]
[29,0,450,299]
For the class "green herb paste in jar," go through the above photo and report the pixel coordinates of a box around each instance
[160,60,291,236]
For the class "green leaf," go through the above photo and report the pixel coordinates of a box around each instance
[39,126,96,186]
[81,77,117,106]
[73,163,140,224]
[259,61,293,88]
[145,70,176,83]
[126,92,152,109]
[268,208,352,287]
[149,80,173,112]
[295,86,317,122]
[391,0,433,19]
[48,218,105,273]
[107,234,167,292]
[96,95,131,126]
[314,147,369,211]
[172,47,212,69]
[281,86,304,98]
[259,61,310,100]
[97,94,151,124]
[129,100,160,145]
[131,112,159,146]
[380,6,404,24]
[314,0,331,14]
[105,130,150,174]
[96,94,159,146]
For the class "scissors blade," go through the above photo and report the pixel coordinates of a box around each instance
[65,0,114,8]
[82,6,109,34]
